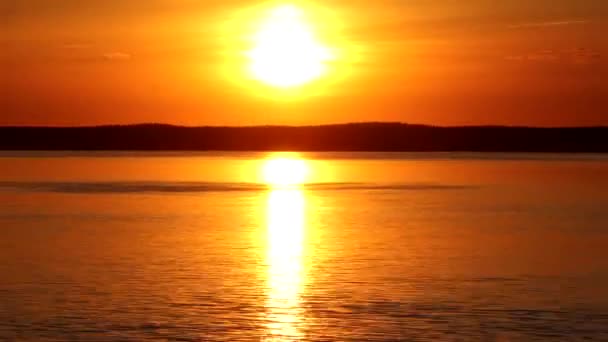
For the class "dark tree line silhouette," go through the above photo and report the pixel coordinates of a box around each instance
[0,123,606,152]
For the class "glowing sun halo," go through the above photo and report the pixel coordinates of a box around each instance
[247,4,334,88]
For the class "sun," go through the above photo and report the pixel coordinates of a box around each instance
[247,4,334,88]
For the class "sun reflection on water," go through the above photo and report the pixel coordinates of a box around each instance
[263,154,309,341]
[262,153,310,188]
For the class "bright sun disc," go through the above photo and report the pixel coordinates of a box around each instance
[247,4,334,88]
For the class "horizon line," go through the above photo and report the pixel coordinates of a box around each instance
[1,122,607,129]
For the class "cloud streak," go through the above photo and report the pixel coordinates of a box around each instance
[103,52,131,61]
[509,20,589,29]
[506,48,600,64]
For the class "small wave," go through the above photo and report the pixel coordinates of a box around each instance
[0,182,264,194]
[0,181,475,194]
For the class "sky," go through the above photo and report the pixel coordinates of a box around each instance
[1,0,607,126]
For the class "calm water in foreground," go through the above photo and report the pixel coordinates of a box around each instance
[1,152,608,341]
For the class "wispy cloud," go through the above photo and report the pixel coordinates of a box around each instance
[569,48,601,64]
[62,42,94,50]
[505,50,557,62]
[102,52,132,61]
[509,20,589,29]
[506,48,600,64]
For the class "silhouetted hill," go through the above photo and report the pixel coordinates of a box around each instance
[0,123,606,152]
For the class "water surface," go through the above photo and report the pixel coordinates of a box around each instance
[1,152,607,341]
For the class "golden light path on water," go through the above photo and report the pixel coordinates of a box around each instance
[262,153,309,341]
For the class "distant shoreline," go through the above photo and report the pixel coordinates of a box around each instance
[1,123,607,153]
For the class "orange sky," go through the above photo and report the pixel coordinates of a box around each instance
[2,0,606,126]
